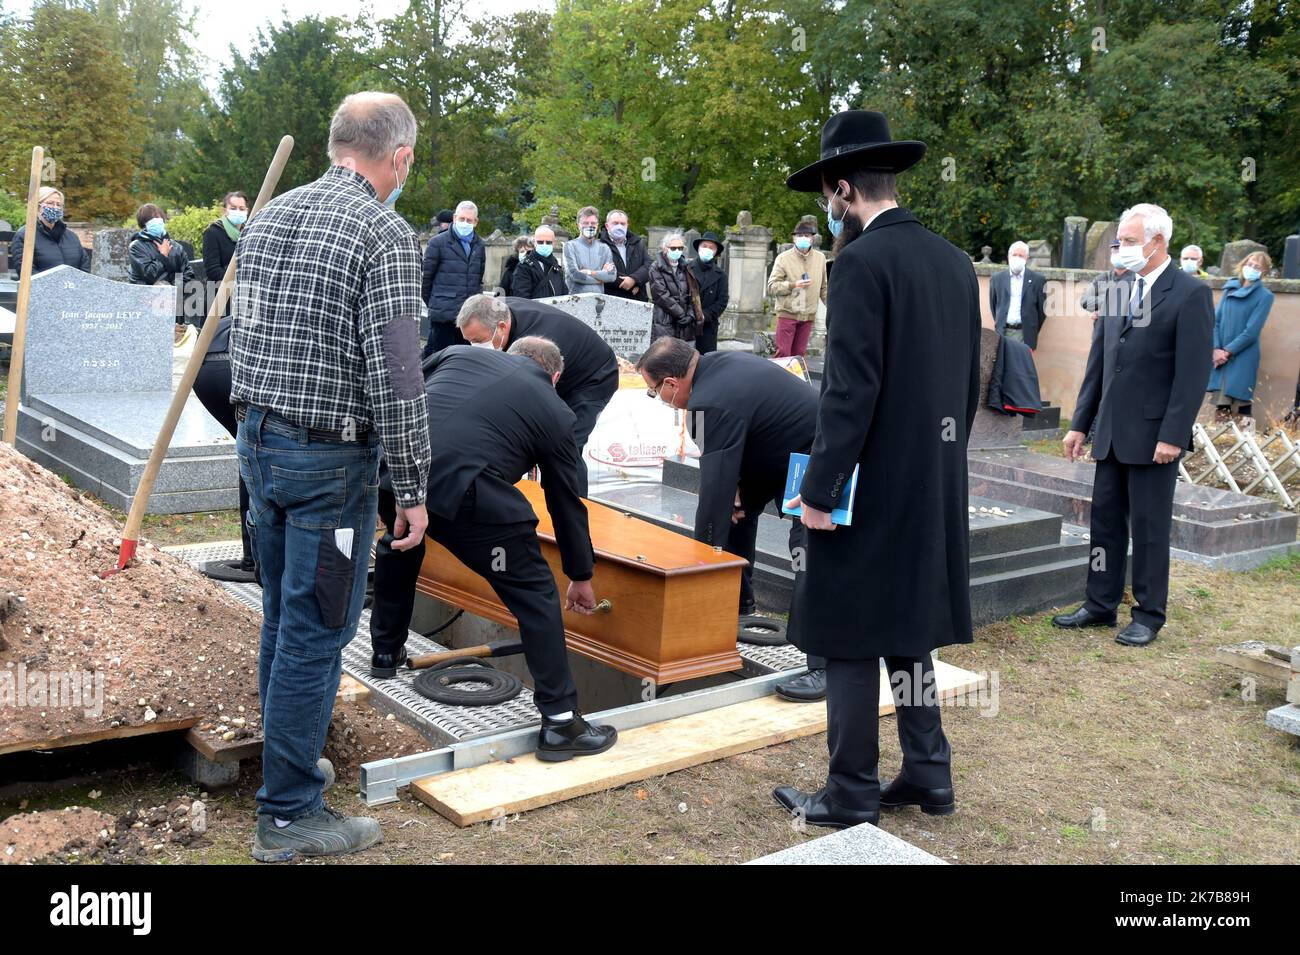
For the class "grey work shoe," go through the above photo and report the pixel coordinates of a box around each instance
[251,807,383,863]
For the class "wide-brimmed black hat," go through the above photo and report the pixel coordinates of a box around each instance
[693,231,726,254]
[786,110,926,192]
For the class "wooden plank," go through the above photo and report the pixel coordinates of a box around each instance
[0,717,197,758]
[337,673,371,703]
[185,727,262,763]
[1215,642,1293,683]
[412,660,986,827]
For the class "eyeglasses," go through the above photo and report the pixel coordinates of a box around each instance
[647,379,675,400]
[667,246,684,252]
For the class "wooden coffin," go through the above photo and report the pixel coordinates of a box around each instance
[414,479,746,684]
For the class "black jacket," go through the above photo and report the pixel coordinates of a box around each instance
[499,253,520,295]
[8,221,90,276]
[410,346,594,581]
[787,208,981,661]
[648,252,702,341]
[600,229,650,300]
[127,230,194,286]
[1071,261,1214,464]
[689,257,728,325]
[989,267,1048,348]
[987,334,1043,416]
[422,228,486,325]
[501,297,619,404]
[201,221,237,282]
[687,351,818,547]
[510,251,567,300]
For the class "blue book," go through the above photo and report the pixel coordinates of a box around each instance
[781,453,858,526]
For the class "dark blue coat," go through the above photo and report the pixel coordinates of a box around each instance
[1206,279,1274,402]
[8,220,90,276]
[421,228,485,325]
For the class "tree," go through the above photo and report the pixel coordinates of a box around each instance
[164,16,363,207]
[0,2,144,220]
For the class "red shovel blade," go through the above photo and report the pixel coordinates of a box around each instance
[99,537,138,578]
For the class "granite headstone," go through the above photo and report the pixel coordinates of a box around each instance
[1219,239,1268,276]
[539,292,653,357]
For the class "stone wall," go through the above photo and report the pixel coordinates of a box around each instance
[975,263,1300,425]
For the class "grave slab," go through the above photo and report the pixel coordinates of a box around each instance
[747,822,947,865]
[538,292,653,357]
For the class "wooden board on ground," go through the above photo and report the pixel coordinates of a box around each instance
[412,660,986,827]
[185,727,262,763]
[0,718,198,758]
[1215,641,1295,683]
[337,673,371,703]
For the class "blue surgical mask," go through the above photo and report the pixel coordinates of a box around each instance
[826,185,846,238]
[145,217,167,239]
[40,206,64,226]
[1242,266,1261,282]
[698,248,715,263]
[794,237,812,252]
[667,249,683,263]
[1111,240,1149,273]
[454,221,475,238]
[384,148,410,208]
[227,210,247,227]
[534,243,553,257]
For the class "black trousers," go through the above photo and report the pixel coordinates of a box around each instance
[192,358,251,562]
[565,376,618,498]
[372,486,579,717]
[825,654,952,809]
[423,321,467,358]
[729,489,825,669]
[695,321,718,354]
[1083,452,1179,631]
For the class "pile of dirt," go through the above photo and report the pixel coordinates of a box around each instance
[324,702,427,781]
[1,806,116,864]
[0,444,263,753]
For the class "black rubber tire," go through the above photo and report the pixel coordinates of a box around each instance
[411,659,523,707]
[737,614,789,646]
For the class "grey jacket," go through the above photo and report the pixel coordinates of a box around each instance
[564,236,616,293]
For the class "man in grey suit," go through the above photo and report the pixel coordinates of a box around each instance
[989,240,1048,351]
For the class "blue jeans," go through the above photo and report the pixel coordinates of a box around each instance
[236,405,380,820]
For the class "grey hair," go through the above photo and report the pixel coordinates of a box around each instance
[661,231,685,250]
[606,209,628,223]
[1119,203,1173,245]
[1180,244,1203,259]
[577,206,599,223]
[455,293,512,332]
[1008,241,1029,257]
[328,92,417,164]
[508,336,565,378]
[455,200,478,218]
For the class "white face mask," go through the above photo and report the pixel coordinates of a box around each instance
[1009,255,1027,274]
[470,338,495,349]
[1111,239,1150,273]
[1180,258,1199,273]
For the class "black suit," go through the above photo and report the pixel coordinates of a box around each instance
[686,352,817,635]
[786,207,981,812]
[1070,260,1214,631]
[989,267,1048,349]
[501,297,620,496]
[371,347,593,716]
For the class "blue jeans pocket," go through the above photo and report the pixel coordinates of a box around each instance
[271,465,347,529]
[315,531,356,630]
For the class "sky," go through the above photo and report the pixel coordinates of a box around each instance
[4,0,554,88]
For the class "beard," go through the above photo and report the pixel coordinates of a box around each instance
[831,210,866,254]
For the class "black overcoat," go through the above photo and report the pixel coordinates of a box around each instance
[786,208,981,660]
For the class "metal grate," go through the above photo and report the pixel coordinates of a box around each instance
[166,541,541,745]
[737,641,807,676]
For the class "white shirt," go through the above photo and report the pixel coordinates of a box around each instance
[1129,254,1172,311]
[1007,269,1025,326]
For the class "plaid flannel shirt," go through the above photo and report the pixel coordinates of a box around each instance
[230,165,431,507]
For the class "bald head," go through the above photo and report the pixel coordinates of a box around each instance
[328,92,417,164]
[534,225,555,244]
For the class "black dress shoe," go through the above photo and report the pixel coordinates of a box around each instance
[202,558,258,583]
[775,668,827,702]
[1115,621,1158,646]
[772,786,878,829]
[370,647,408,678]
[1051,605,1117,629]
[536,713,618,762]
[880,776,956,815]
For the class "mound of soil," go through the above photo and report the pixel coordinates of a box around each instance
[0,444,262,754]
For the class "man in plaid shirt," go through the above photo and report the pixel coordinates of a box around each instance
[231,91,431,862]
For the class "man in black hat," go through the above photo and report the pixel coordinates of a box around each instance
[455,293,619,497]
[689,231,729,353]
[775,110,982,829]
[433,209,453,233]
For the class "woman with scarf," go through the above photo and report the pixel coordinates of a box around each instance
[648,232,704,342]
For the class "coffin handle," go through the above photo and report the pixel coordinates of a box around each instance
[594,598,613,614]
